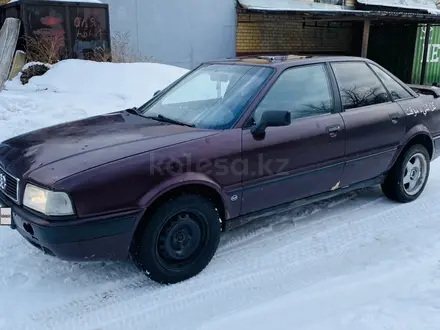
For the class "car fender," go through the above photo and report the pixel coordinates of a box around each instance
[388,124,433,169]
[137,172,233,221]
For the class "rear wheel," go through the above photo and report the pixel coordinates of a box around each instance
[381,144,430,203]
[132,194,221,284]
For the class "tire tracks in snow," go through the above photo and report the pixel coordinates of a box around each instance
[12,186,440,330]
[216,190,360,256]
[216,188,385,259]
[90,191,440,330]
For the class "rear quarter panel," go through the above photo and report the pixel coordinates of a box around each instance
[397,94,440,138]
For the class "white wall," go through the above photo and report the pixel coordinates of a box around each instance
[102,0,237,69]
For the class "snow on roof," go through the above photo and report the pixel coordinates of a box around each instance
[238,0,350,12]
[8,0,102,3]
[238,0,440,15]
[357,0,440,15]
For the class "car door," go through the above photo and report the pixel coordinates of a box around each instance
[329,61,407,187]
[240,63,346,215]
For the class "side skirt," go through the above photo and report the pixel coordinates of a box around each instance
[224,175,385,232]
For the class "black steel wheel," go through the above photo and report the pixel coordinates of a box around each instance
[156,210,208,271]
[132,194,221,284]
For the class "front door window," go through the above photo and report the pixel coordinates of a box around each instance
[252,63,335,123]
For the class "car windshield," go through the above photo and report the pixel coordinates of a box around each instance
[137,64,274,129]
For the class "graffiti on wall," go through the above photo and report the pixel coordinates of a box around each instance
[72,10,108,59]
[73,15,103,40]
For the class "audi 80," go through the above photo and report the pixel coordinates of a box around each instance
[1,55,440,284]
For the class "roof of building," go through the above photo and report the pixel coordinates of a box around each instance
[236,0,440,22]
[237,0,361,13]
[237,0,440,14]
[357,0,440,15]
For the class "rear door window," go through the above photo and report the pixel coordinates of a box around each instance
[370,64,413,101]
[331,62,390,110]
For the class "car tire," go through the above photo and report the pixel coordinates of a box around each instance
[132,194,221,284]
[381,144,430,203]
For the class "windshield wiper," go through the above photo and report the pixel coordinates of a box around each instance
[144,114,195,128]
[126,107,140,115]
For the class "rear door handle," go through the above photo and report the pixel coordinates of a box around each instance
[389,112,400,124]
[326,125,341,138]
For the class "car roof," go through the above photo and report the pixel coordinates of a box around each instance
[206,55,373,69]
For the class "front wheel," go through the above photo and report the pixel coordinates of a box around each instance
[132,194,221,284]
[381,144,430,203]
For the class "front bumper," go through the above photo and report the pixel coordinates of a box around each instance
[0,193,141,261]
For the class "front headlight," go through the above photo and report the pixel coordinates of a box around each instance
[23,184,74,216]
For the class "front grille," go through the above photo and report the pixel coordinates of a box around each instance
[0,167,19,203]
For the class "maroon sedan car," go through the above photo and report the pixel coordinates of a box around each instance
[1,55,440,284]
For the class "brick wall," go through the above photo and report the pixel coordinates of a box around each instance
[236,12,354,55]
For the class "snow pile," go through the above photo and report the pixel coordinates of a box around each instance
[5,59,188,106]
[0,59,188,141]
[22,61,53,70]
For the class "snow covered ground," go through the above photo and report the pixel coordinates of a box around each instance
[0,59,188,142]
[1,60,440,330]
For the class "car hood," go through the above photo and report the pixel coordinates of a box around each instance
[0,110,218,185]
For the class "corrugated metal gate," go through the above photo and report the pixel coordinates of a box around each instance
[412,24,440,85]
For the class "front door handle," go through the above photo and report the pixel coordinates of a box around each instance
[326,125,341,138]
[389,112,400,124]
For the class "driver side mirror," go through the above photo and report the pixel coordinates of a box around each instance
[153,90,161,97]
[250,110,291,137]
